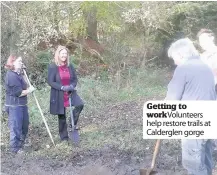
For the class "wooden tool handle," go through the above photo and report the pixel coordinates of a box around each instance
[23,69,55,147]
[151,139,161,169]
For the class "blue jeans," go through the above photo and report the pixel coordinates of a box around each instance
[5,105,29,153]
[182,139,215,175]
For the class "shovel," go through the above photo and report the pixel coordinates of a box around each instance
[140,139,161,175]
[69,93,79,144]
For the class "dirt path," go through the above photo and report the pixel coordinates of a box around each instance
[1,98,217,175]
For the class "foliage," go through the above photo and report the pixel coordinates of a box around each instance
[36,50,53,69]
[1,1,217,83]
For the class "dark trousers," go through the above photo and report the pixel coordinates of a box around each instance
[58,104,84,140]
[6,105,29,153]
[69,105,84,126]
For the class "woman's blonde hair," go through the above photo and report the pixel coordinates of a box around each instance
[54,45,70,66]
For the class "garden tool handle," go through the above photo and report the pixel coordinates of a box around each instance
[151,139,161,169]
[68,93,74,127]
[22,69,55,147]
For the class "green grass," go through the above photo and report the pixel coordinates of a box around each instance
[77,67,169,115]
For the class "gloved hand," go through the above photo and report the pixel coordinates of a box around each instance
[28,85,36,93]
[68,84,74,91]
[61,85,74,92]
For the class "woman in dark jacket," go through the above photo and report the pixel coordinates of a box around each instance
[4,55,35,153]
[47,45,84,141]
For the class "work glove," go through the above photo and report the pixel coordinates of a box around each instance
[28,85,36,93]
[61,85,74,92]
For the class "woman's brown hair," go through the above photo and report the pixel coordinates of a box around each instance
[4,54,17,70]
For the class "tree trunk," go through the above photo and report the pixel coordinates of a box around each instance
[83,7,98,42]
[53,2,59,33]
[9,10,18,54]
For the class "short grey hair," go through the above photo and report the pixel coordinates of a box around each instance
[168,38,199,59]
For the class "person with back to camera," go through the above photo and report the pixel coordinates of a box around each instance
[4,54,35,154]
[166,38,216,175]
[47,45,84,142]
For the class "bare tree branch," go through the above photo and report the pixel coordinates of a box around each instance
[114,2,128,11]
[1,2,17,14]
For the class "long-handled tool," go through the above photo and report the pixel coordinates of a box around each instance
[23,69,55,147]
[69,93,79,144]
[140,139,161,175]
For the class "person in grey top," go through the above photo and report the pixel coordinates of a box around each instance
[197,29,217,93]
[166,38,216,175]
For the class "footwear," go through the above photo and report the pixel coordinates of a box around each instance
[10,148,23,154]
